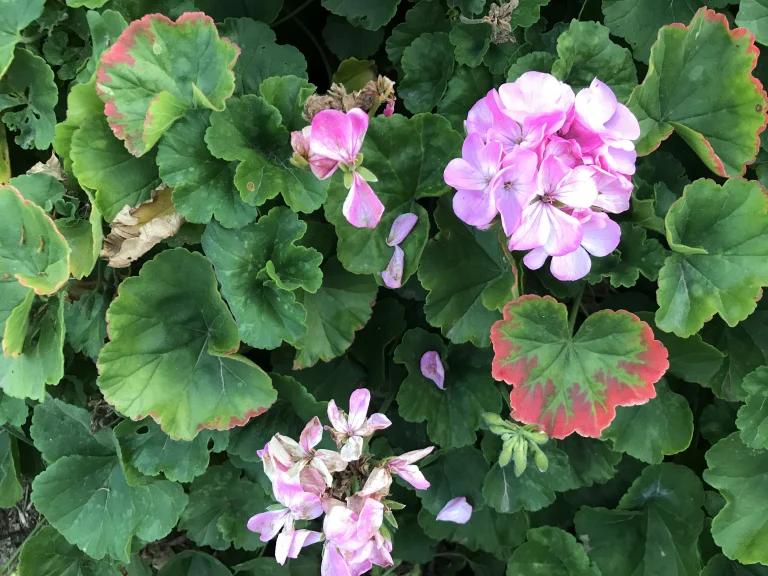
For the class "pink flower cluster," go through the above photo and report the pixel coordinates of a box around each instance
[291,109,385,229]
[444,73,640,281]
[248,389,434,575]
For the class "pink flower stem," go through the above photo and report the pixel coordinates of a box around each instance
[568,284,585,333]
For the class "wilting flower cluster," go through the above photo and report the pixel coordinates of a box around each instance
[444,72,640,280]
[248,389,434,575]
[291,109,385,230]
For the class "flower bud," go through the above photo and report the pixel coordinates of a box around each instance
[482,412,507,427]
[513,437,528,477]
[489,424,510,435]
[532,445,549,472]
[499,438,515,467]
[527,430,549,445]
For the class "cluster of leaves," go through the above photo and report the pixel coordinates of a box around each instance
[2,0,768,575]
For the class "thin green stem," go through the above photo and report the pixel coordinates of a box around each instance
[577,0,589,20]
[0,520,46,576]
[568,284,585,333]
[272,0,315,27]
[294,17,333,84]
[459,15,486,24]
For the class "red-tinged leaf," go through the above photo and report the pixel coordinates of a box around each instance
[491,295,669,439]
[96,12,239,157]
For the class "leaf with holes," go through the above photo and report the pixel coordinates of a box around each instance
[491,295,669,439]
[97,248,276,441]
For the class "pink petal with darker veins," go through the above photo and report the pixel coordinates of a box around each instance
[347,389,371,431]
[343,173,384,229]
[420,351,445,389]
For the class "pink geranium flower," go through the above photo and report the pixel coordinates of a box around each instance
[444,133,504,228]
[247,470,324,564]
[509,155,597,256]
[386,446,434,490]
[327,389,391,461]
[309,109,369,174]
[523,209,621,280]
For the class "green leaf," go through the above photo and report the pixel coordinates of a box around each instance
[394,328,500,449]
[293,257,377,368]
[114,418,211,483]
[386,0,450,69]
[323,15,385,61]
[17,526,122,576]
[0,430,21,508]
[400,32,455,113]
[55,208,102,280]
[587,222,668,288]
[737,0,768,45]
[9,173,65,212]
[64,288,110,359]
[325,114,461,283]
[559,436,622,487]
[506,51,557,82]
[30,398,114,462]
[701,400,740,445]
[130,475,188,542]
[736,367,768,449]
[448,0,486,15]
[419,446,489,514]
[2,288,33,359]
[636,312,724,385]
[419,196,516,347]
[0,0,45,76]
[656,179,768,337]
[603,379,693,464]
[0,389,27,427]
[438,65,494,132]
[0,294,65,401]
[0,184,70,296]
[218,18,307,97]
[178,462,268,551]
[67,0,109,7]
[332,57,377,92]
[0,49,57,150]
[96,13,239,157]
[53,79,105,175]
[194,0,284,24]
[506,527,601,576]
[157,109,258,229]
[575,463,704,576]
[703,554,768,575]
[602,0,728,63]
[259,75,315,133]
[482,443,579,513]
[491,295,669,439]
[511,0,552,28]
[627,8,767,177]
[551,20,637,101]
[97,248,276,440]
[321,0,401,31]
[201,208,322,350]
[157,551,232,576]
[205,94,328,213]
[83,10,129,82]
[70,115,162,223]
[704,432,768,565]
[449,23,491,68]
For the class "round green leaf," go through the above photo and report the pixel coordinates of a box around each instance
[293,257,377,368]
[9,173,65,212]
[400,32,455,113]
[559,436,622,487]
[736,367,768,449]
[551,20,637,102]
[97,248,276,440]
[737,0,768,46]
[323,15,385,61]
[506,527,601,576]
[18,526,121,576]
[704,433,768,565]
[703,554,768,575]
[0,184,70,295]
[70,115,162,223]
[419,196,516,347]
[53,79,104,175]
[157,109,258,229]
[0,430,21,508]
[512,0,552,28]
[386,0,450,69]
[201,208,322,350]
[507,51,557,82]
[157,551,232,576]
[491,295,669,439]
[627,8,767,177]
[0,389,27,427]
[394,328,501,449]
[0,0,45,77]
[575,463,705,576]
[603,379,693,464]
[321,0,401,31]
[96,12,239,157]
[656,179,768,337]
[218,18,307,97]
[55,210,102,280]
[325,113,462,283]
[449,23,491,68]
[64,288,110,359]
[259,75,315,133]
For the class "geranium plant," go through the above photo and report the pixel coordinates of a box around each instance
[1,0,768,575]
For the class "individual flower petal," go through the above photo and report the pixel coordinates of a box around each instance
[343,172,385,229]
[247,509,289,542]
[490,147,539,235]
[299,416,324,453]
[322,543,354,576]
[523,247,549,270]
[348,389,372,431]
[436,497,473,524]
[420,351,445,390]
[391,446,435,466]
[275,525,295,565]
[444,134,503,192]
[550,246,592,281]
[300,466,327,497]
[552,165,598,208]
[382,246,404,288]
[386,213,419,246]
[287,529,323,560]
[509,202,584,256]
[452,187,498,228]
[310,108,369,166]
[590,167,632,213]
[356,498,385,542]
[291,128,310,159]
[327,400,347,434]
[314,449,348,474]
[357,467,393,498]
[577,209,621,257]
[465,89,497,139]
[288,491,325,521]
[340,435,364,462]
[359,413,392,436]
[497,72,574,132]
[388,447,434,491]
[574,78,640,142]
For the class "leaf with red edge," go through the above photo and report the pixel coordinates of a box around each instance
[97,248,276,441]
[96,12,239,157]
[491,295,668,439]
[627,8,768,177]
